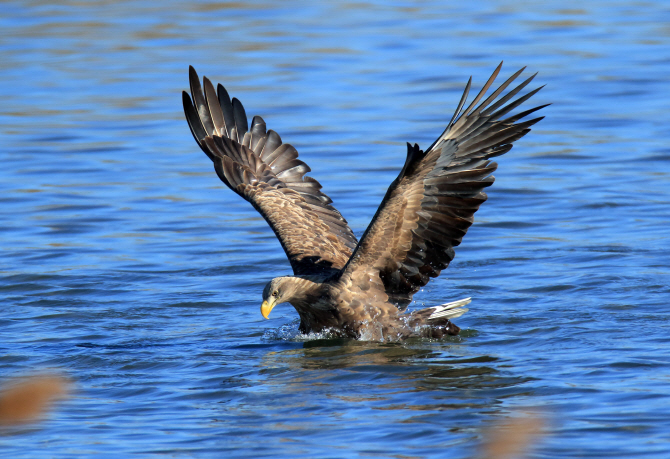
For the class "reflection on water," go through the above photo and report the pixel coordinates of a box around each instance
[261,341,528,405]
[253,340,533,452]
[1,0,670,457]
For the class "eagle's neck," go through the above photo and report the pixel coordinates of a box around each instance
[281,275,328,311]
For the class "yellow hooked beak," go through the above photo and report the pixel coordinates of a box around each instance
[261,298,276,319]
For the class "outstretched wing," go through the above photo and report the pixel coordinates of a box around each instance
[183,66,357,276]
[337,63,547,308]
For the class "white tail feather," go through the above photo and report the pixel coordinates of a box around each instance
[427,297,472,320]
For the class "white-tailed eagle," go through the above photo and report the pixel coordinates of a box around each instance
[182,63,546,341]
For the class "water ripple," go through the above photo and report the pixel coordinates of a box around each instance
[1,0,670,457]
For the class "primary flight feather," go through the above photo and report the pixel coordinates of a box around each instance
[182,63,546,341]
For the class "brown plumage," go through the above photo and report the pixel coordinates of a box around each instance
[183,63,546,341]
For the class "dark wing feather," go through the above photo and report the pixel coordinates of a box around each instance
[183,66,357,276]
[338,64,547,308]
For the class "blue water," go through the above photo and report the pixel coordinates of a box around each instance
[1,0,669,457]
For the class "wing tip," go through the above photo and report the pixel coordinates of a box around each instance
[188,65,200,84]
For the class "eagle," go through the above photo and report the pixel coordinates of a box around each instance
[182,63,546,341]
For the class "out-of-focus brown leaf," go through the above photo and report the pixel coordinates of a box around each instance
[478,413,544,459]
[0,375,70,426]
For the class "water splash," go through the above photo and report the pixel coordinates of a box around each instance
[262,319,342,342]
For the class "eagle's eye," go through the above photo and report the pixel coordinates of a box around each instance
[272,290,278,297]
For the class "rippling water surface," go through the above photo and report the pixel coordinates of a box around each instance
[1,1,669,457]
